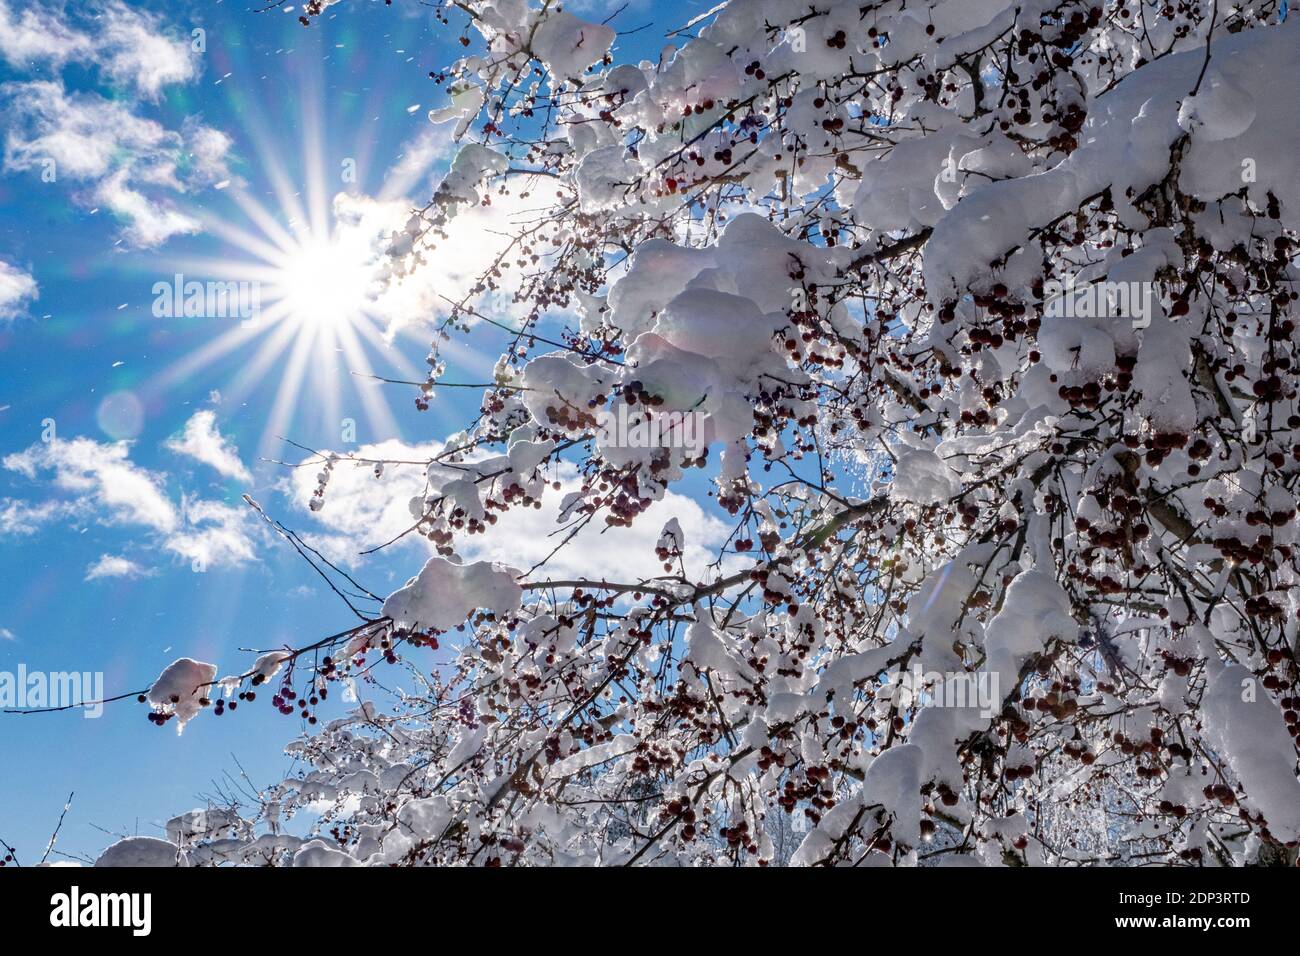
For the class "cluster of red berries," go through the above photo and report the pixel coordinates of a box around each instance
[1244,594,1284,620]
[1211,531,1279,567]
[630,739,677,777]
[541,400,597,432]
[934,782,960,806]
[720,820,758,855]
[661,799,698,841]
[1202,783,1238,807]
[269,681,325,725]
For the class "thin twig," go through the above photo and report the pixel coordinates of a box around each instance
[40,792,74,865]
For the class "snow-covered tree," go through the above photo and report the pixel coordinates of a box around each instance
[120,0,1300,866]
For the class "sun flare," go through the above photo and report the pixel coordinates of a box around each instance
[138,77,462,460]
[150,206,422,460]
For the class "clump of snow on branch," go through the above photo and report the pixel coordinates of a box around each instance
[146,658,217,733]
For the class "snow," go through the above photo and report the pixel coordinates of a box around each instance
[923,20,1299,304]
[892,448,958,505]
[1132,314,1196,435]
[396,795,452,840]
[550,735,638,777]
[575,145,637,212]
[382,556,522,631]
[147,657,217,732]
[860,745,924,848]
[682,615,754,683]
[292,839,362,867]
[165,807,240,845]
[250,650,290,683]
[94,836,184,867]
[982,570,1075,684]
[435,143,508,206]
[530,11,614,81]
[1203,666,1300,844]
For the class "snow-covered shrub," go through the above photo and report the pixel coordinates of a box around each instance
[126,0,1299,867]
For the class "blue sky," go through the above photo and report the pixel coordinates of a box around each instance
[0,0,700,863]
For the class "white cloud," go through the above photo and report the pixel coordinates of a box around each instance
[0,1,93,70]
[288,441,731,583]
[463,477,730,583]
[185,123,235,182]
[0,496,87,535]
[0,2,216,247]
[85,553,152,580]
[3,435,260,571]
[94,168,202,247]
[4,437,178,532]
[97,1,199,99]
[2,80,228,247]
[378,123,456,202]
[165,498,259,569]
[287,439,442,562]
[329,166,539,340]
[0,627,15,642]
[0,1,196,99]
[2,81,152,179]
[0,259,37,320]
[165,410,252,483]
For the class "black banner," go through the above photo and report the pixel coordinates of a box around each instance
[0,865,1289,942]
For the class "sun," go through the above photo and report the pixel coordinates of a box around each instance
[148,211,411,460]
[276,232,377,331]
[135,70,467,461]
